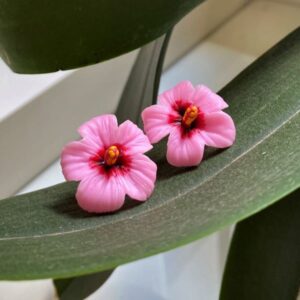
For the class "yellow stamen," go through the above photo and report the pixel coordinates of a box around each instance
[104,145,120,166]
[182,105,198,127]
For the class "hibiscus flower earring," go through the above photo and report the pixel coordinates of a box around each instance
[61,114,157,213]
[142,81,236,167]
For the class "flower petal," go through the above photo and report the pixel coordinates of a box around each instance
[200,111,236,148]
[142,104,175,143]
[167,127,204,167]
[78,114,118,147]
[76,174,126,213]
[123,154,157,201]
[158,80,195,107]
[60,139,99,181]
[191,85,228,113]
[117,120,153,154]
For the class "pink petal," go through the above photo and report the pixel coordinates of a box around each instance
[158,80,195,107]
[76,174,126,213]
[117,120,153,154]
[123,154,157,201]
[200,111,236,148]
[142,104,175,143]
[191,85,228,113]
[78,114,118,147]
[167,127,205,167]
[61,139,99,181]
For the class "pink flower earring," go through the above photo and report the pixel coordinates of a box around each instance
[61,114,157,213]
[60,82,235,213]
[142,81,236,167]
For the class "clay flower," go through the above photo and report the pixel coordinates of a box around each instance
[142,81,236,167]
[61,115,157,213]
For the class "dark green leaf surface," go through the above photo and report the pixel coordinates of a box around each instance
[220,189,300,300]
[116,30,172,127]
[0,0,203,74]
[54,269,113,300]
[0,29,299,280]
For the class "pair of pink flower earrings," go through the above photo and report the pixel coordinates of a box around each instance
[61,81,236,213]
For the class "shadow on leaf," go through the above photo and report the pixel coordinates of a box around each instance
[49,192,142,219]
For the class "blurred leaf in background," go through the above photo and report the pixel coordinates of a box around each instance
[221,189,300,300]
[54,270,114,300]
[0,0,203,73]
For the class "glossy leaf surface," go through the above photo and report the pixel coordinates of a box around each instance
[0,0,203,73]
[0,29,299,280]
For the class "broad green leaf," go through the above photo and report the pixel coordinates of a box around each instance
[54,269,113,300]
[0,0,203,74]
[116,30,172,127]
[220,189,300,300]
[0,28,299,280]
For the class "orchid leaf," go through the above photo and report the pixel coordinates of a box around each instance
[0,0,203,74]
[116,30,172,127]
[220,189,300,300]
[0,28,299,280]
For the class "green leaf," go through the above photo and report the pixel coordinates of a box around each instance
[54,269,113,300]
[0,28,299,280]
[116,30,172,127]
[0,0,203,74]
[220,189,300,300]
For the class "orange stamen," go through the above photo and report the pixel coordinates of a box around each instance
[104,145,120,166]
[182,105,198,127]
